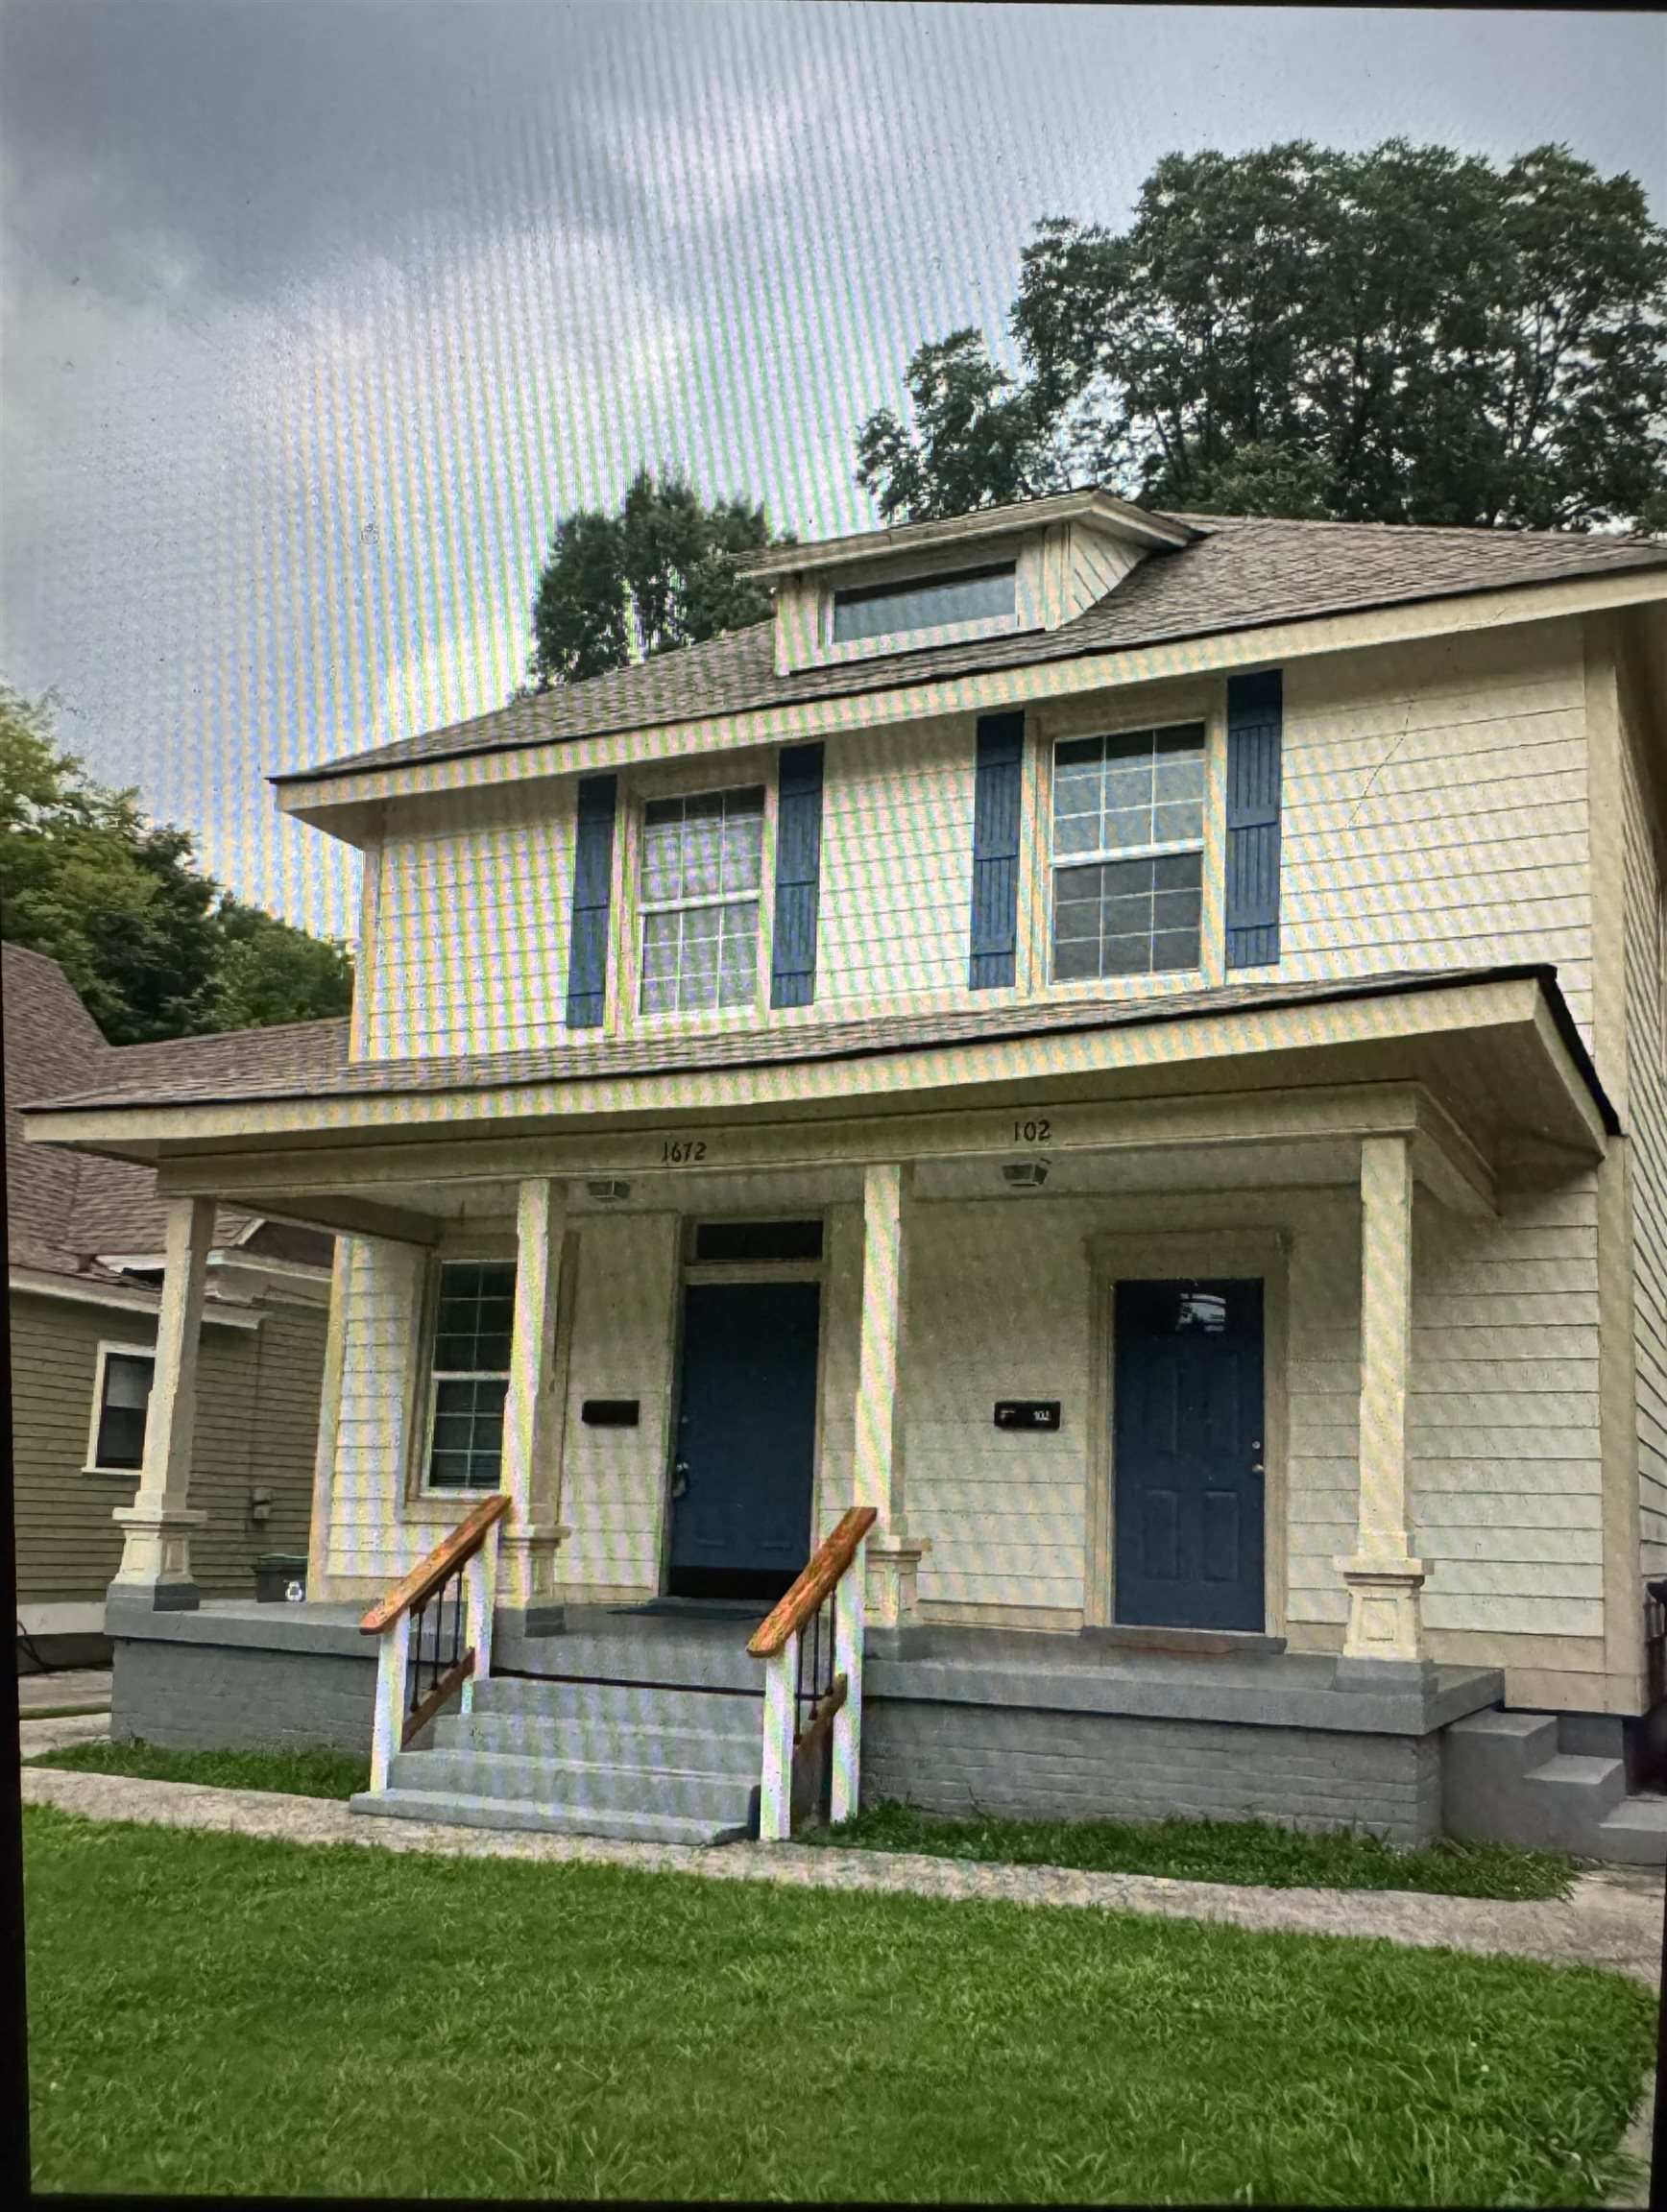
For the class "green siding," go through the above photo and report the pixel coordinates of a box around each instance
[11,1291,327,1604]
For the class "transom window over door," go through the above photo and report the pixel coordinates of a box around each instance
[1051,723,1206,979]
[426,1260,516,1491]
[639,786,764,1013]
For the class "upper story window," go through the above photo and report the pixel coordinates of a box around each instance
[1051,723,1207,980]
[640,786,764,1014]
[425,1260,516,1491]
[831,563,1016,646]
[88,1346,155,1473]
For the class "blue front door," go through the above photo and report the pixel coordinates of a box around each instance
[1113,1279,1266,1632]
[667,1280,821,1600]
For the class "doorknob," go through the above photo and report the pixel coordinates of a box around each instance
[671,1460,689,1500]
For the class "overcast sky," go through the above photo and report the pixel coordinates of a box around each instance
[2,2,1663,942]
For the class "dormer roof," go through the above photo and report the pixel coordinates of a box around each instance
[734,485,1196,580]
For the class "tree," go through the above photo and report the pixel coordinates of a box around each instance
[858,141,1667,532]
[0,685,353,1043]
[525,466,788,690]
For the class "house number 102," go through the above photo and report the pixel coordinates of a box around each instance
[1012,1118,1051,1144]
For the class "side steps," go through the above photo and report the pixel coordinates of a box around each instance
[1443,1708,1667,1863]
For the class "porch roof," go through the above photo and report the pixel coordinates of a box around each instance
[19,968,1613,1230]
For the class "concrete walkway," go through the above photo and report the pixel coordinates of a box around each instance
[16,1669,111,1719]
[18,1727,1666,1987]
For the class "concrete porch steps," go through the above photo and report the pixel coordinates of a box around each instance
[350,1671,764,1846]
[1443,1709,1667,1864]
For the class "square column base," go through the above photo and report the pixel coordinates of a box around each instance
[1337,1552,1427,1671]
[499,1523,570,1614]
[866,1537,929,1631]
[109,1502,206,1605]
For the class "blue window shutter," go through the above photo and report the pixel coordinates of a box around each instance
[969,711,1025,989]
[566,774,617,1027]
[770,742,825,1009]
[1225,671,1283,970]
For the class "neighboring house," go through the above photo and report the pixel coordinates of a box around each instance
[21,487,1667,1859]
[6,944,334,1665]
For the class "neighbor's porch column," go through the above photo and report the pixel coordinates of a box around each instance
[498,1177,571,1633]
[853,1161,928,1631]
[109,1195,214,1610]
[1337,1133,1429,1681]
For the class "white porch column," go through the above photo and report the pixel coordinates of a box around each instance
[853,1161,927,1631]
[1337,1133,1429,1679]
[109,1195,214,1609]
[498,1177,570,1631]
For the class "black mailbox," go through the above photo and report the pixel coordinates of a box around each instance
[581,1399,640,1428]
[993,1401,1062,1431]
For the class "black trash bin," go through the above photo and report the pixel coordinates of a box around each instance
[253,1554,308,1603]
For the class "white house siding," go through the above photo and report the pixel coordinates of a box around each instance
[813,718,976,1007]
[553,1212,679,1600]
[362,783,574,1059]
[323,1237,428,1588]
[1411,1182,1606,1642]
[1621,726,1667,1578]
[1273,621,1594,1044]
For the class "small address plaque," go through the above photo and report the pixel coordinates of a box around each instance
[993,1401,1062,1432]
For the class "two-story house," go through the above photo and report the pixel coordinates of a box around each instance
[23,486,1667,1858]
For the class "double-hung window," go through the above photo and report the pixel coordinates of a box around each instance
[89,1347,155,1473]
[425,1260,516,1491]
[639,786,764,1014]
[1051,722,1207,980]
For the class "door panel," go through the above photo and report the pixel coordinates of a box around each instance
[1114,1278,1265,1631]
[667,1279,820,1601]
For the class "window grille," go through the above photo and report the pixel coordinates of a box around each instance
[426,1260,516,1491]
[1051,723,1206,980]
[639,786,764,1014]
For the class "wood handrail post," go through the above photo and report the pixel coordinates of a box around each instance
[460,1524,499,1717]
[831,1533,867,1825]
[759,1626,798,1843]
[370,1609,412,1793]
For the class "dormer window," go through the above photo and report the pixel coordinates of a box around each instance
[831,563,1018,646]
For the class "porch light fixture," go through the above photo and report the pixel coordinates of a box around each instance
[587,1178,632,1203]
[1002,1160,1050,1190]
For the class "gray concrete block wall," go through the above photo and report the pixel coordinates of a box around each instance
[110,1634,377,1752]
[862,1697,1443,1845]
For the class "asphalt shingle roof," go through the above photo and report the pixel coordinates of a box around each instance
[2,944,328,1274]
[275,509,1667,786]
[22,964,1584,1117]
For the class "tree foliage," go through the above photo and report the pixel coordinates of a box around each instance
[525,467,788,690]
[858,140,1667,532]
[0,685,353,1044]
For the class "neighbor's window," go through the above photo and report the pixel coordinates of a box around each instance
[639,786,764,1014]
[831,564,1016,646]
[1051,723,1207,980]
[90,1348,155,1472]
[426,1260,517,1490]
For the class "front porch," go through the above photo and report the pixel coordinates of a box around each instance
[39,965,1652,1849]
[105,1592,1506,1846]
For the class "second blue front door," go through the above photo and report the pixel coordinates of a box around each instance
[1113,1278,1266,1632]
[667,1280,821,1601]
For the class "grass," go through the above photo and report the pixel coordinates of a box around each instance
[24,1802,1652,2203]
[28,1739,371,1800]
[801,1800,1580,1901]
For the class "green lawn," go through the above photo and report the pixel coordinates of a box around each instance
[804,1799,1580,1901]
[29,1739,371,1800]
[24,1803,1652,2203]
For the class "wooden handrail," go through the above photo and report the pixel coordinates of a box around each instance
[359,1494,510,1634]
[748,1505,877,1658]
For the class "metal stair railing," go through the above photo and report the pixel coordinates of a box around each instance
[747,1505,878,1841]
[359,1494,509,1793]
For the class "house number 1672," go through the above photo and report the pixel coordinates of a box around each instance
[660,1137,709,1165]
